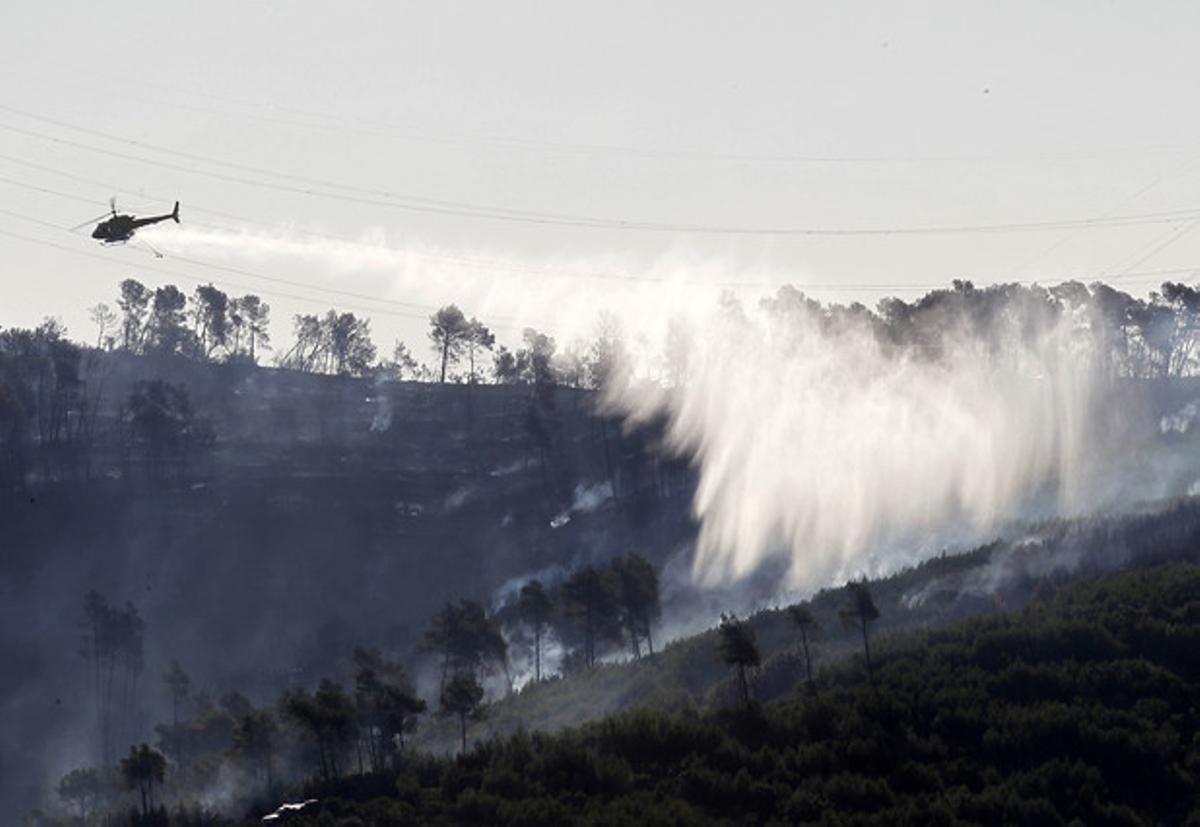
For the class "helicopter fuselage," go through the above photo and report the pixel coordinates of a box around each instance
[92,215,137,242]
[91,201,179,243]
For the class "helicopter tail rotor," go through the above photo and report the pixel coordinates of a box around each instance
[171,201,180,223]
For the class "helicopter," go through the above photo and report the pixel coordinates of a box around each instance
[80,198,180,245]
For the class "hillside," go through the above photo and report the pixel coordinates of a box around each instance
[9,349,1200,822]
[1,352,696,816]
[410,497,1200,755]
[234,562,1200,826]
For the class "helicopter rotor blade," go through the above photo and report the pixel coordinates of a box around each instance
[69,211,112,232]
[109,196,116,216]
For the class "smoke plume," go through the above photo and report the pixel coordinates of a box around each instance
[155,223,1174,593]
[602,286,1147,591]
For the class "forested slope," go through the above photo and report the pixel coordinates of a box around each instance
[242,562,1200,826]
[411,497,1200,756]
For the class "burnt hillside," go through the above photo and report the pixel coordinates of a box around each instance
[0,352,696,814]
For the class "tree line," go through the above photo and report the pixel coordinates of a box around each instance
[27,276,1200,392]
[0,316,213,488]
[15,275,1200,489]
[93,280,271,364]
[89,278,620,389]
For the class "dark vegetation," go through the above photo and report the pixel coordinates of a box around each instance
[9,277,1200,823]
[226,563,1200,824]
[24,499,1200,825]
[3,280,692,821]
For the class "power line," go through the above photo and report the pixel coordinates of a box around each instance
[2,174,1195,304]
[0,103,567,215]
[0,166,742,290]
[3,191,1194,310]
[7,108,1200,236]
[7,66,1200,165]
[0,150,665,283]
[0,162,999,292]
[1107,218,1200,279]
[1010,154,1200,278]
[2,164,1196,313]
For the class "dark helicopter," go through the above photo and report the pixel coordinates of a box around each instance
[84,198,180,244]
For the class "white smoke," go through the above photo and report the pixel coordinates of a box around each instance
[158,225,439,275]
[368,375,393,432]
[549,481,615,528]
[571,481,614,513]
[1161,400,1200,434]
[602,291,1117,591]
[442,483,478,513]
[155,222,1157,594]
[490,563,570,613]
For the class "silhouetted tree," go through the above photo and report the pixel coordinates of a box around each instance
[324,311,377,376]
[563,566,622,668]
[119,744,165,817]
[280,310,375,375]
[440,671,485,754]
[127,380,203,479]
[386,340,420,380]
[786,605,820,686]
[220,690,254,721]
[1156,281,1200,375]
[162,659,190,728]
[518,328,557,385]
[57,767,101,819]
[146,285,190,354]
[228,294,270,363]
[352,647,426,771]
[552,341,587,389]
[81,593,145,763]
[0,320,93,482]
[283,680,355,783]
[492,328,559,386]
[840,581,880,682]
[281,313,323,372]
[421,600,509,691]
[190,284,229,359]
[492,346,520,384]
[463,318,495,384]
[613,554,661,658]
[117,279,152,351]
[586,312,626,390]
[428,305,470,383]
[232,708,277,793]
[717,613,760,707]
[517,580,553,681]
[88,303,118,350]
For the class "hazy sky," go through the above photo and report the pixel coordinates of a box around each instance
[3,1,1200,355]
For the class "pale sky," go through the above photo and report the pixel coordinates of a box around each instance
[3,1,1200,358]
